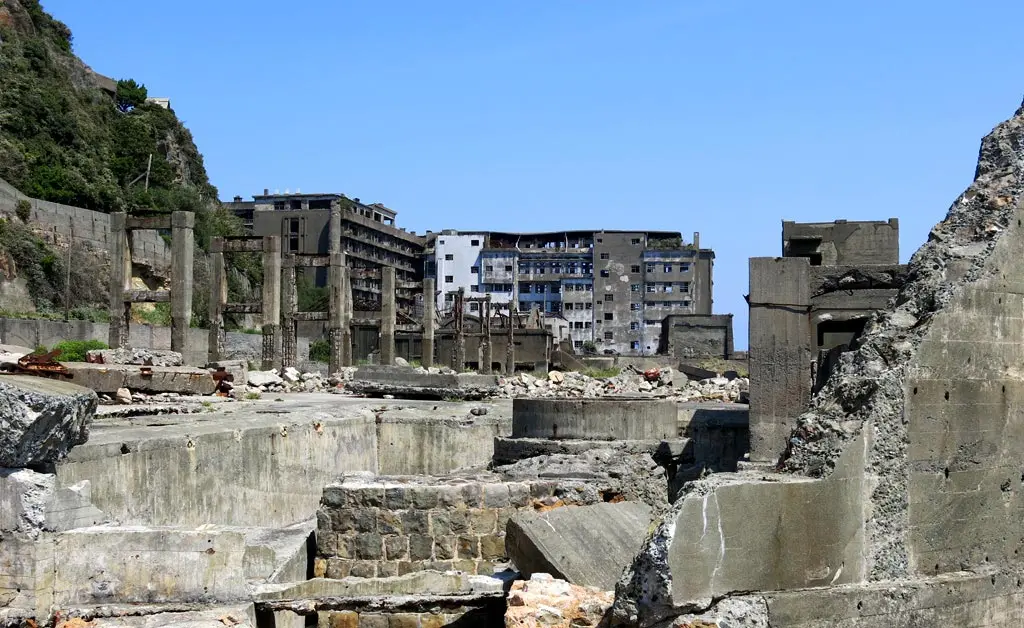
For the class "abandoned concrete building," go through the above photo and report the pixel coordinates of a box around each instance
[426,229,718,356]
[224,191,426,315]
[747,218,906,462]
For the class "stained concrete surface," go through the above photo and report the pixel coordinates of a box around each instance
[505,502,654,590]
[512,397,676,441]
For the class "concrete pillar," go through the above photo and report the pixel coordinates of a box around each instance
[329,201,342,255]
[480,298,492,374]
[261,235,282,370]
[748,257,812,462]
[107,213,131,349]
[380,266,396,366]
[170,211,195,354]
[329,252,346,373]
[453,288,466,370]
[422,278,435,367]
[505,307,516,375]
[281,255,297,369]
[341,266,352,366]
[207,237,226,363]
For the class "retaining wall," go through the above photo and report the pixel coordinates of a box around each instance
[0,177,171,273]
[315,477,602,578]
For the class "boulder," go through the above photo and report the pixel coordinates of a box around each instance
[394,356,409,367]
[0,376,97,467]
[505,501,654,590]
[248,370,283,388]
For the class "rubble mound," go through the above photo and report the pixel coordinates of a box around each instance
[86,348,183,367]
[243,367,355,395]
[505,573,613,628]
[494,368,748,402]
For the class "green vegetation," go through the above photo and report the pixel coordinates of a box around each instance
[51,339,106,362]
[15,200,31,222]
[137,302,171,326]
[581,366,621,379]
[309,339,330,363]
[581,341,597,354]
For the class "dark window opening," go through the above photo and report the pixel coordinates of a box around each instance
[786,239,824,265]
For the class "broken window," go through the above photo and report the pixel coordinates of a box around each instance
[600,270,609,278]
[646,264,655,273]
[469,302,479,312]
[630,322,640,330]
[631,341,640,350]
[604,331,613,340]
[604,313,613,321]
[646,284,656,293]
[485,265,493,272]
[665,285,673,294]
[552,285,561,294]
[445,254,454,261]
[290,200,302,210]
[605,294,613,302]
[444,275,454,283]
[584,322,592,329]
[505,265,513,272]
[680,282,690,293]
[445,293,454,302]
[631,238,641,245]
[630,302,641,311]
[664,264,673,273]
[471,266,479,274]
[600,252,610,260]
[574,340,583,348]
[585,303,593,310]
[681,263,691,272]
[631,265,641,273]
[471,239,480,246]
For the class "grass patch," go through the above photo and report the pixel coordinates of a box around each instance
[581,367,621,379]
[51,338,106,361]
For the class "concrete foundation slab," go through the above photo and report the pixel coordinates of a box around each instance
[60,363,216,395]
[346,366,499,400]
[506,502,654,589]
[512,397,676,441]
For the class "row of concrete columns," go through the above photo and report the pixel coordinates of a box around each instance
[108,208,419,371]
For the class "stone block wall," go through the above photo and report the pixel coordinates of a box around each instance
[315,478,600,578]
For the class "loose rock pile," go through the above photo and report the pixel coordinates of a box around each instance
[493,367,748,403]
[505,573,613,628]
[241,366,356,396]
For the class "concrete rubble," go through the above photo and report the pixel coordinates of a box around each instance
[504,573,613,628]
[243,367,353,395]
[86,348,184,367]
[0,376,97,468]
[505,502,654,590]
[493,367,749,403]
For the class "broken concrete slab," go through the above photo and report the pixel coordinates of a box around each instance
[87,348,184,367]
[53,526,249,606]
[0,469,106,536]
[81,604,257,628]
[505,573,614,628]
[61,363,216,395]
[252,571,504,603]
[0,375,97,467]
[346,366,499,400]
[505,502,654,590]
[242,520,316,584]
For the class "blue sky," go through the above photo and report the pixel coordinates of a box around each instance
[45,1,1024,348]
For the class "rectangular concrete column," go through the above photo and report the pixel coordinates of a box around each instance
[170,211,195,354]
[329,252,346,373]
[341,266,352,366]
[261,236,282,371]
[281,255,297,369]
[329,201,342,254]
[380,266,396,366]
[207,237,226,363]
[480,298,492,374]
[422,278,435,367]
[748,257,812,462]
[453,288,466,370]
[505,308,516,375]
[107,212,131,349]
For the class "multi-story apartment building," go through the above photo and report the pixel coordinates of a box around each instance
[223,191,425,315]
[424,229,715,355]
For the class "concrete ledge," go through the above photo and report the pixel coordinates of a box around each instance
[61,363,216,395]
[347,367,499,400]
[512,397,677,440]
[493,436,689,466]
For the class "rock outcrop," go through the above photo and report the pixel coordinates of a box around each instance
[505,573,613,628]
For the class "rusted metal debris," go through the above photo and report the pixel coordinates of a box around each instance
[211,368,234,396]
[15,349,70,376]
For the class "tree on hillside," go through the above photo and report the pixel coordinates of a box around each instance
[116,79,148,112]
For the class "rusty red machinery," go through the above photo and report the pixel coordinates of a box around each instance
[11,349,70,377]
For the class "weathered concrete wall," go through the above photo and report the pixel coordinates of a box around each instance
[376,412,510,476]
[316,477,601,579]
[54,409,379,528]
[660,314,734,359]
[782,219,899,266]
[0,317,262,366]
[512,398,676,441]
[0,176,171,273]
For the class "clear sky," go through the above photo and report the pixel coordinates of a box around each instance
[44,0,1024,349]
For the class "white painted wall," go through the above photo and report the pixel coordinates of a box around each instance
[434,234,486,311]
